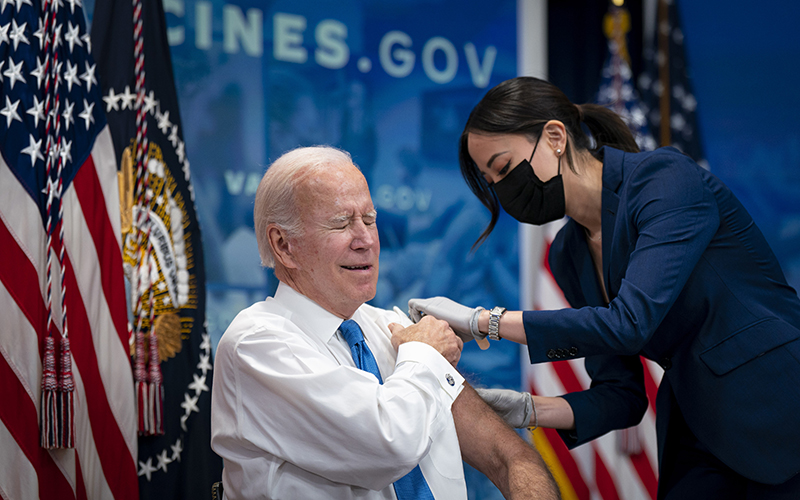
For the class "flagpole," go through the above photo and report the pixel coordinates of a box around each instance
[658,0,670,146]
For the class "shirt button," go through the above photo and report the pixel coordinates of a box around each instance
[547,349,557,359]
[445,374,455,386]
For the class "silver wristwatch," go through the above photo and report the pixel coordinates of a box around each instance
[487,306,506,341]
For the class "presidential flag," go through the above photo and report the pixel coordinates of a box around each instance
[0,0,139,498]
[92,0,221,498]
[637,0,706,166]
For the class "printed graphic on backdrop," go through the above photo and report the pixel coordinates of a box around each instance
[164,0,517,495]
[92,0,222,498]
[0,0,139,498]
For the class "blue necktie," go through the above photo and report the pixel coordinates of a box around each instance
[339,319,435,500]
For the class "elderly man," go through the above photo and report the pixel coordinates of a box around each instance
[211,146,559,499]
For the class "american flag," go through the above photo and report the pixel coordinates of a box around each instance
[637,0,706,166]
[596,6,657,153]
[0,0,139,499]
[523,6,663,500]
[525,222,662,500]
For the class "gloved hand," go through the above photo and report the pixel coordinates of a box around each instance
[408,296,485,343]
[475,388,533,428]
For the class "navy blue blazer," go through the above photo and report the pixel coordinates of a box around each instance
[524,146,800,484]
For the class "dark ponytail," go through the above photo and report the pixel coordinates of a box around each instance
[460,77,638,246]
[577,103,639,155]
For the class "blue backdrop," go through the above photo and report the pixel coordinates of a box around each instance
[680,2,800,292]
[82,0,800,497]
[153,0,523,394]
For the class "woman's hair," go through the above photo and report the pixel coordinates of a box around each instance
[459,76,640,246]
[254,146,354,268]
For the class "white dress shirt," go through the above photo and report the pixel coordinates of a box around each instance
[211,282,467,499]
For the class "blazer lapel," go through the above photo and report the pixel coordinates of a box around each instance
[600,147,624,300]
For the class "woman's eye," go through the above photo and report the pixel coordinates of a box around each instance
[498,161,511,177]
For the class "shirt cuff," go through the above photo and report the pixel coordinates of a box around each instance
[396,341,465,402]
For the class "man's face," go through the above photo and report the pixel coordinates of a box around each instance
[287,162,380,319]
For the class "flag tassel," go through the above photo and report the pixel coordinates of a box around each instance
[134,328,150,434]
[40,336,58,448]
[146,329,165,435]
[57,335,76,448]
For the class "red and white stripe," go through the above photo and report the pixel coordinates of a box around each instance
[523,220,662,500]
[0,127,139,499]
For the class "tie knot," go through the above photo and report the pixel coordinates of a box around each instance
[339,319,364,349]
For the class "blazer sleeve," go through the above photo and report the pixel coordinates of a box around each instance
[549,225,649,447]
[525,151,720,362]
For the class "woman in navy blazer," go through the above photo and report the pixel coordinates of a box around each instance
[409,77,800,499]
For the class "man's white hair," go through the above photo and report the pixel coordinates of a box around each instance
[254,146,355,268]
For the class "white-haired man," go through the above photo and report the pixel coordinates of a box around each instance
[211,146,559,499]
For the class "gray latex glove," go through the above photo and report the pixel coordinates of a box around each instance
[407,296,485,343]
[475,388,533,428]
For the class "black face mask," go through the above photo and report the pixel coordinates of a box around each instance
[493,136,565,225]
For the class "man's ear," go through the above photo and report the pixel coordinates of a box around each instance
[267,224,298,269]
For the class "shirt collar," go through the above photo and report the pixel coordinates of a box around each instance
[273,282,359,345]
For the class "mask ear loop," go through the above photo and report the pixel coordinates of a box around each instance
[528,134,541,164]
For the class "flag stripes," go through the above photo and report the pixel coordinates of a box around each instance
[1,142,139,498]
[526,220,661,500]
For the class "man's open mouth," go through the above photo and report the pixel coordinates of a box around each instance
[342,265,371,270]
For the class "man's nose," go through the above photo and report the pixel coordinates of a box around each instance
[350,221,376,248]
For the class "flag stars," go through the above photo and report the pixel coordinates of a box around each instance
[33,18,46,50]
[64,61,80,91]
[81,32,91,53]
[143,90,158,115]
[168,124,179,147]
[0,0,12,15]
[197,352,212,375]
[103,88,120,112]
[31,56,46,89]
[80,61,97,91]
[181,392,200,415]
[52,60,63,88]
[51,23,62,50]
[42,176,61,207]
[119,85,135,110]
[21,134,44,167]
[78,99,94,130]
[59,138,72,165]
[200,333,211,353]
[9,19,28,50]
[138,458,157,482]
[170,439,183,462]
[0,22,10,46]
[4,59,26,90]
[681,93,697,112]
[156,449,172,472]
[1,96,22,127]
[188,373,209,396]
[670,112,686,132]
[64,21,82,52]
[66,0,82,15]
[156,109,172,135]
[62,99,75,130]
